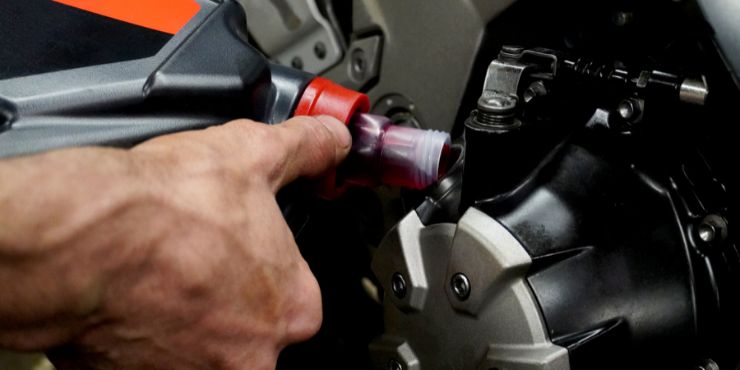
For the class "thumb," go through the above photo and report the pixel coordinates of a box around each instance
[270,115,352,191]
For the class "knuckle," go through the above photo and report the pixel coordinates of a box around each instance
[286,263,323,341]
[222,118,260,130]
[225,122,285,181]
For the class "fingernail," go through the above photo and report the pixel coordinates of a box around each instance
[316,115,352,149]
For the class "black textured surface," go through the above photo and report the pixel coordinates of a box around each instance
[0,0,170,80]
[473,137,697,369]
[468,117,739,369]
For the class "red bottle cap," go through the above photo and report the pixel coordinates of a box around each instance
[295,78,370,198]
[294,77,370,124]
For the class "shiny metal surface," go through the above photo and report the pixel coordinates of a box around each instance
[350,0,519,131]
[679,77,709,106]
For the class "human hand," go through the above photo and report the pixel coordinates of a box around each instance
[0,116,351,370]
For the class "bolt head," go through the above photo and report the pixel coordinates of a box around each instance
[697,223,716,243]
[314,42,327,60]
[291,57,304,70]
[450,273,471,301]
[695,215,729,250]
[351,49,368,80]
[478,95,517,114]
[391,273,407,299]
[618,100,635,120]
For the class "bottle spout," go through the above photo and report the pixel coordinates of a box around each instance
[349,114,451,190]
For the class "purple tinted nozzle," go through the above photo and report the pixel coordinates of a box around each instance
[347,114,451,190]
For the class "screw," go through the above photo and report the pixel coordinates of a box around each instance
[350,48,368,81]
[291,57,304,70]
[450,273,471,301]
[314,42,327,60]
[391,273,407,299]
[388,359,403,370]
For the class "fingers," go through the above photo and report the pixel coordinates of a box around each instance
[136,115,352,193]
[265,115,352,191]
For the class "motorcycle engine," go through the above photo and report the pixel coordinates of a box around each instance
[1,0,736,369]
[244,1,740,370]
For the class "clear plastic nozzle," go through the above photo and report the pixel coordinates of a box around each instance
[345,114,451,190]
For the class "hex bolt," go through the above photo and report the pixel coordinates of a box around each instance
[391,273,407,299]
[450,273,471,301]
[388,359,403,370]
[291,57,304,70]
[314,42,327,60]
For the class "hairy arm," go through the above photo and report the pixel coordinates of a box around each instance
[0,116,351,370]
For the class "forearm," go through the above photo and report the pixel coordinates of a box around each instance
[0,148,153,349]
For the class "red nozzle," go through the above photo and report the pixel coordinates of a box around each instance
[294,78,450,196]
[295,78,370,197]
